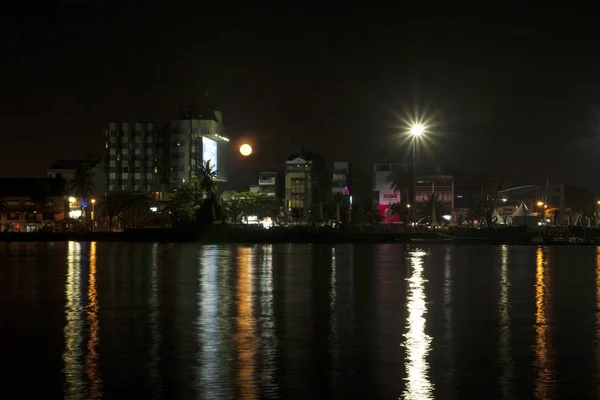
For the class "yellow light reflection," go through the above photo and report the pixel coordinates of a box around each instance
[63,241,85,398]
[259,245,278,396]
[236,247,258,399]
[402,249,433,399]
[85,242,102,399]
[534,247,555,399]
[498,245,514,398]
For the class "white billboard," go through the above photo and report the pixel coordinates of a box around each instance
[379,190,400,205]
[202,137,217,167]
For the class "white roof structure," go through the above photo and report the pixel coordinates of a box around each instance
[512,201,533,217]
[492,209,504,224]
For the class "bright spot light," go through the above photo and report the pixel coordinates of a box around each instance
[501,198,508,202]
[240,144,252,156]
[442,215,451,221]
[68,197,76,204]
[537,201,544,207]
[410,124,426,136]
[91,198,96,204]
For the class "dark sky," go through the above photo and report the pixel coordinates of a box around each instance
[1,7,599,191]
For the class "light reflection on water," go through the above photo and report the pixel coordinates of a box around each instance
[85,242,102,399]
[3,243,600,398]
[148,243,162,397]
[442,246,455,399]
[63,241,85,399]
[534,247,556,399]
[402,248,433,400]
[596,247,600,395]
[197,245,226,398]
[235,246,259,399]
[259,245,278,397]
[498,244,514,399]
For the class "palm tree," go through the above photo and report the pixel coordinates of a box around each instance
[385,168,410,194]
[68,167,95,226]
[195,160,218,220]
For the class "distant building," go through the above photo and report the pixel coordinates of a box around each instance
[104,106,229,200]
[0,178,66,232]
[284,151,325,217]
[257,170,284,198]
[104,122,165,196]
[416,174,454,216]
[168,106,229,187]
[332,162,351,196]
[373,164,408,221]
[47,159,106,197]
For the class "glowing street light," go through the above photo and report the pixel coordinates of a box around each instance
[68,197,76,204]
[409,123,427,223]
[410,124,425,137]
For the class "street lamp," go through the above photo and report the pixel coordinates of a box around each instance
[410,124,426,223]
[91,198,96,231]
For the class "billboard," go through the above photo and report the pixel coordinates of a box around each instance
[202,137,218,168]
[379,190,400,205]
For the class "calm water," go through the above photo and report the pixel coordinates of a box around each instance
[1,242,599,399]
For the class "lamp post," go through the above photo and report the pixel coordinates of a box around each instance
[91,198,96,231]
[410,124,425,223]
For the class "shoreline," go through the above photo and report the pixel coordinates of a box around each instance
[1,226,597,245]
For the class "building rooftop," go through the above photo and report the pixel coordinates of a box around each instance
[48,159,100,170]
[0,178,65,197]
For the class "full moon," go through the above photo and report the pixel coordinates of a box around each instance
[239,144,252,156]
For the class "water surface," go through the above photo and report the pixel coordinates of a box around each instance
[0,242,598,399]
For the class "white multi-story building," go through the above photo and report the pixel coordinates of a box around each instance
[104,107,229,199]
[168,107,228,187]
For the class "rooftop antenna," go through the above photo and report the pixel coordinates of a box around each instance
[202,91,209,115]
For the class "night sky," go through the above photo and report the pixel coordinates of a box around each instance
[1,7,599,192]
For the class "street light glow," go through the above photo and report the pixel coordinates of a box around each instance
[91,198,96,204]
[68,197,76,204]
[410,124,425,136]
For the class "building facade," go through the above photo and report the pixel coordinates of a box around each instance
[284,152,324,217]
[373,164,408,221]
[0,178,66,232]
[332,162,351,196]
[104,107,229,199]
[47,159,106,196]
[257,170,284,198]
[416,175,454,216]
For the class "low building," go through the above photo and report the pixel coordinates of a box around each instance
[0,178,66,232]
[47,159,106,197]
[416,174,454,216]
[257,170,284,198]
[332,162,351,196]
[373,164,409,222]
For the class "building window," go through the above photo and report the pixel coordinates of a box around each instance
[291,178,304,194]
[25,212,37,221]
[6,201,19,206]
[42,212,54,221]
[25,201,35,206]
[7,212,19,220]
